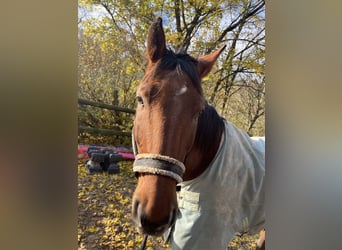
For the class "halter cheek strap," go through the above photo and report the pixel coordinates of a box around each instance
[132,129,139,156]
[133,154,185,183]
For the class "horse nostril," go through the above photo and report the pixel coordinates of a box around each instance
[132,197,143,228]
[133,198,140,216]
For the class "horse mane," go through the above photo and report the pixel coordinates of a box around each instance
[195,103,225,154]
[152,49,202,95]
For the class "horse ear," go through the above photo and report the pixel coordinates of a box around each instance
[147,17,166,63]
[198,45,226,78]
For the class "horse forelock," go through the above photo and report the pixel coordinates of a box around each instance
[148,49,202,95]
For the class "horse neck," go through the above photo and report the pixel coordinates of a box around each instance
[183,103,225,181]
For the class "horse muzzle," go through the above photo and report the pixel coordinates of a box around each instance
[132,153,184,235]
[132,198,177,236]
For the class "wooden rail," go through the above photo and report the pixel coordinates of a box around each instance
[78,98,134,136]
[78,126,131,136]
[78,98,135,114]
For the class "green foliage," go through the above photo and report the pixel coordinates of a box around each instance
[78,0,265,146]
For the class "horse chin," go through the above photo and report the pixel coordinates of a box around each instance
[133,215,171,236]
[133,205,177,236]
[137,224,169,236]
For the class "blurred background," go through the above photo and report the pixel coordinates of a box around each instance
[1,0,341,249]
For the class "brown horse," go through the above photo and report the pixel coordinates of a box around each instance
[132,18,265,250]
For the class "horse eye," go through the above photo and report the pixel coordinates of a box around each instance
[136,96,144,107]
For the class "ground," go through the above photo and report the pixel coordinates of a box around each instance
[78,160,260,250]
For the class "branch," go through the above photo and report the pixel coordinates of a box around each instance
[232,83,265,95]
[101,3,124,33]
[216,0,265,44]
[100,3,144,66]
[180,5,218,51]
[175,0,182,33]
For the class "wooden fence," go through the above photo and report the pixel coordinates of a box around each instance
[78,98,135,136]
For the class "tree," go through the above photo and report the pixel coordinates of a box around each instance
[78,0,265,144]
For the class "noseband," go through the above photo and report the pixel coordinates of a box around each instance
[132,129,185,183]
[133,153,185,183]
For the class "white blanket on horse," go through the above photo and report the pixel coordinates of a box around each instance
[167,120,265,250]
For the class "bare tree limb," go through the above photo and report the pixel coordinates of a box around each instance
[216,0,265,44]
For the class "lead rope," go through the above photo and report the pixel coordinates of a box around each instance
[140,234,148,250]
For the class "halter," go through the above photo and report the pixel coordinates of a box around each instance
[132,129,186,183]
[133,154,185,183]
[132,130,184,250]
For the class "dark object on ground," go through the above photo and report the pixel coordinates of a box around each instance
[86,147,122,174]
